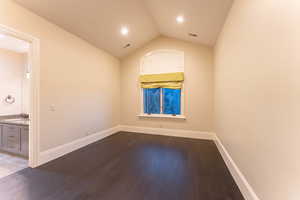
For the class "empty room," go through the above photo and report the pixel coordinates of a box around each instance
[0,0,298,200]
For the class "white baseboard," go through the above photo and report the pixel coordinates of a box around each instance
[214,136,260,200]
[120,126,259,200]
[37,124,259,200]
[38,125,121,166]
[119,125,215,140]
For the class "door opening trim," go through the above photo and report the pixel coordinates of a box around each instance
[0,24,40,168]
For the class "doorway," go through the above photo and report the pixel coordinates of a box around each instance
[0,24,40,175]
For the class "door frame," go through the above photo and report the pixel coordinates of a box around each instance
[0,24,40,168]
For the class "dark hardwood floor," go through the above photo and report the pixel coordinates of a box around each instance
[0,132,244,200]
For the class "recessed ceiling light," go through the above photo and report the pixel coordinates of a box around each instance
[120,27,129,36]
[176,15,185,24]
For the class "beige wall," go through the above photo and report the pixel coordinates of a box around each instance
[121,36,213,131]
[0,48,26,115]
[0,0,120,151]
[214,0,300,199]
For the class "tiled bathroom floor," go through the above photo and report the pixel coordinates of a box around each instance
[0,152,28,179]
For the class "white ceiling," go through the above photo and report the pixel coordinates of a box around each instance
[0,33,30,53]
[145,0,233,46]
[14,0,233,58]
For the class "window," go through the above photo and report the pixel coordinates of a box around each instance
[143,88,161,114]
[162,88,181,115]
[143,88,181,115]
[139,50,185,118]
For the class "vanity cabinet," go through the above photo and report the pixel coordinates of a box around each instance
[0,125,2,148]
[2,125,21,153]
[0,124,29,157]
[20,127,29,157]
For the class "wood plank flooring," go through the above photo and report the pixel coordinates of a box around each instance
[0,132,244,200]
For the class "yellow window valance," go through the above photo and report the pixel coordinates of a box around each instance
[141,82,183,89]
[139,72,184,83]
[139,72,184,89]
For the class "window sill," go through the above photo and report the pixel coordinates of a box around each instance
[137,114,186,120]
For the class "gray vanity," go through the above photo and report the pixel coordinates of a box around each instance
[0,116,29,157]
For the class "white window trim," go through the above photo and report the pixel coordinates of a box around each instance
[137,114,186,119]
[138,49,185,119]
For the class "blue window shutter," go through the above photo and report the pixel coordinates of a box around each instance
[162,88,181,115]
[144,88,161,114]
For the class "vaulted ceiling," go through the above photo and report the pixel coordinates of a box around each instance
[14,0,233,58]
